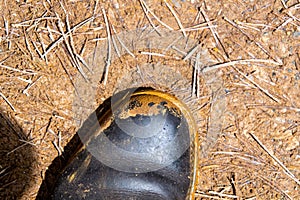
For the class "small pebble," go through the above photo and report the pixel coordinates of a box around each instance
[293,31,300,38]
[295,73,300,81]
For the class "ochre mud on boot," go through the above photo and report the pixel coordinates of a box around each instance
[37,88,198,200]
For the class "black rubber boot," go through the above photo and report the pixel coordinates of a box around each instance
[38,88,198,200]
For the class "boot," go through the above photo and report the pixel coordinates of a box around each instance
[38,87,198,200]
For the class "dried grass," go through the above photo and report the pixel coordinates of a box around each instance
[0,0,299,199]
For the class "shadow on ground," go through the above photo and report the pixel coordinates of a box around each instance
[36,133,82,199]
[36,94,112,199]
[0,108,37,199]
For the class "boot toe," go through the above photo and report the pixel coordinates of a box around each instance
[45,88,198,200]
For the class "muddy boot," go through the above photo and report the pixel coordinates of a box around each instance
[42,88,198,200]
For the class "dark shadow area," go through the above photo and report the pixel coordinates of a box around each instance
[0,108,37,199]
[36,132,83,199]
[36,91,113,199]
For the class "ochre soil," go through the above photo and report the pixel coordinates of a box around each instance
[0,0,299,199]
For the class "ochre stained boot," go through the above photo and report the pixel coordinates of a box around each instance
[46,87,198,200]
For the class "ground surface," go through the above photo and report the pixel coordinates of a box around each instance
[0,0,299,199]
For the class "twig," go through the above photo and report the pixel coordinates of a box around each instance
[79,35,88,57]
[196,53,200,97]
[223,16,282,64]
[92,33,100,64]
[55,6,88,80]
[36,32,48,64]
[200,7,228,59]
[55,52,80,97]
[232,66,280,103]
[58,131,62,152]
[140,0,174,31]
[102,8,112,85]
[0,166,10,176]
[75,54,92,73]
[249,132,300,186]
[288,3,300,9]
[17,77,32,84]
[192,54,198,96]
[195,192,226,199]
[139,0,162,35]
[42,16,94,58]
[208,191,239,199]
[23,29,35,60]
[52,140,62,156]
[245,104,300,112]
[164,35,183,53]
[110,31,121,58]
[52,130,63,156]
[7,142,28,155]
[235,22,261,32]
[229,173,239,199]
[90,37,107,42]
[202,59,282,73]
[0,53,14,65]
[3,16,11,49]
[25,10,48,32]
[280,0,288,9]
[164,0,187,37]
[111,26,136,58]
[0,64,36,75]
[183,43,200,61]
[0,180,17,189]
[0,91,16,112]
[11,16,57,27]
[140,51,164,57]
[257,174,293,200]
[29,34,43,59]
[212,151,264,165]
[19,139,37,146]
[139,51,180,60]
[183,25,215,32]
[235,20,274,30]
[183,20,216,31]
[275,18,293,31]
[23,76,42,96]
[171,45,188,56]
[93,0,99,15]
[46,25,55,41]
[62,3,90,73]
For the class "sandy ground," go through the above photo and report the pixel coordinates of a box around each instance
[0,0,299,199]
